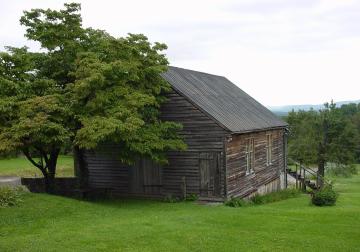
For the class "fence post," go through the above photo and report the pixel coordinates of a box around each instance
[295,164,298,189]
[302,165,306,192]
[181,176,186,200]
[300,162,303,191]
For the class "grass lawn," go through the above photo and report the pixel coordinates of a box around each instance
[0,167,359,251]
[0,155,74,177]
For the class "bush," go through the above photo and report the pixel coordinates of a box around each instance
[224,189,300,207]
[163,194,181,203]
[163,193,199,203]
[185,193,198,201]
[250,188,300,205]
[224,197,250,207]
[0,186,28,208]
[311,185,338,206]
[250,194,265,205]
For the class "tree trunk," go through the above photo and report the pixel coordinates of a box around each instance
[43,171,56,194]
[317,159,325,188]
[22,147,60,194]
[45,149,60,194]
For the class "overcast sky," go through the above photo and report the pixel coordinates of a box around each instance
[0,0,359,106]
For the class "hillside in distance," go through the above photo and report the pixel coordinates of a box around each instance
[269,99,360,116]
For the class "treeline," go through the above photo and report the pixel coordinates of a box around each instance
[285,101,360,178]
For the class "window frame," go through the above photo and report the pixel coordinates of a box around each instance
[245,137,255,175]
[266,133,273,166]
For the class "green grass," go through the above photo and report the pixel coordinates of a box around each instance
[0,155,74,177]
[0,167,359,251]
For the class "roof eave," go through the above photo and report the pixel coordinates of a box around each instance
[230,125,288,135]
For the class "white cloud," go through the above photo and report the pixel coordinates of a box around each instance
[0,0,359,106]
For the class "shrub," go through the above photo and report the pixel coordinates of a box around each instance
[0,186,28,208]
[185,193,198,202]
[311,185,338,206]
[250,194,264,205]
[224,197,250,207]
[250,188,300,205]
[224,189,301,207]
[163,194,181,203]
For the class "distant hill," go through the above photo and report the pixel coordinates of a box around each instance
[269,100,360,116]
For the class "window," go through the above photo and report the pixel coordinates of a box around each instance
[246,138,255,174]
[266,134,272,166]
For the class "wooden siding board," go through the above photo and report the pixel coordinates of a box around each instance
[83,89,229,198]
[226,129,285,198]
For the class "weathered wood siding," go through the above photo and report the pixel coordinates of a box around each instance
[158,90,229,197]
[81,89,286,200]
[226,129,285,198]
[82,89,229,198]
[84,144,130,194]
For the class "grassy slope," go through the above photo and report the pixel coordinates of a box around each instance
[0,167,359,251]
[0,155,74,177]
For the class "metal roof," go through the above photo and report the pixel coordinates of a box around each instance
[161,66,287,133]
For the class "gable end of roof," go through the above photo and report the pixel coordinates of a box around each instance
[161,66,288,133]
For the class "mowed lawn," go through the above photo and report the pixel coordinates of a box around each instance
[0,155,74,177]
[0,166,359,251]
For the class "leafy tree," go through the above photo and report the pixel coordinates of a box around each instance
[339,103,360,162]
[286,102,359,186]
[286,109,318,164]
[0,3,186,192]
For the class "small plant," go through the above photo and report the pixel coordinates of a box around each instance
[250,188,301,205]
[163,194,181,203]
[224,189,301,207]
[0,186,28,208]
[250,194,264,204]
[185,193,198,201]
[311,185,338,206]
[163,193,198,203]
[224,197,249,207]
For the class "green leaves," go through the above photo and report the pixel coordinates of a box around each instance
[0,2,186,171]
[20,3,84,51]
[70,33,185,163]
[286,101,359,168]
[75,115,144,149]
[0,94,72,153]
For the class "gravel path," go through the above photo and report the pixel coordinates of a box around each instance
[0,176,21,187]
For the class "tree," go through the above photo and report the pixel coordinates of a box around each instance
[286,102,359,186]
[286,109,318,164]
[0,3,186,193]
[339,103,360,162]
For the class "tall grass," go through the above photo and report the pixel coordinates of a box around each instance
[225,188,301,207]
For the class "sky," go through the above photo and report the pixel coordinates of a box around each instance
[0,0,359,106]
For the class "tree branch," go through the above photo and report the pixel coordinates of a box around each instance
[35,146,50,165]
[22,149,47,175]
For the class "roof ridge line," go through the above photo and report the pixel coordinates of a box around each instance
[168,66,226,78]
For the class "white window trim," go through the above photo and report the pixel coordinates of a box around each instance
[266,134,273,166]
[245,138,255,175]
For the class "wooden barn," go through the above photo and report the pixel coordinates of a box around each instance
[76,66,288,200]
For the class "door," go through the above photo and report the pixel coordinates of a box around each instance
[143,159,162,195]
[199,152,221,197]
[129,159,162,195]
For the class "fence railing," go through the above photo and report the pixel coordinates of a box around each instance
[287,158,331,190]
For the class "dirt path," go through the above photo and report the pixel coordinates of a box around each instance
[0,176,21,187]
